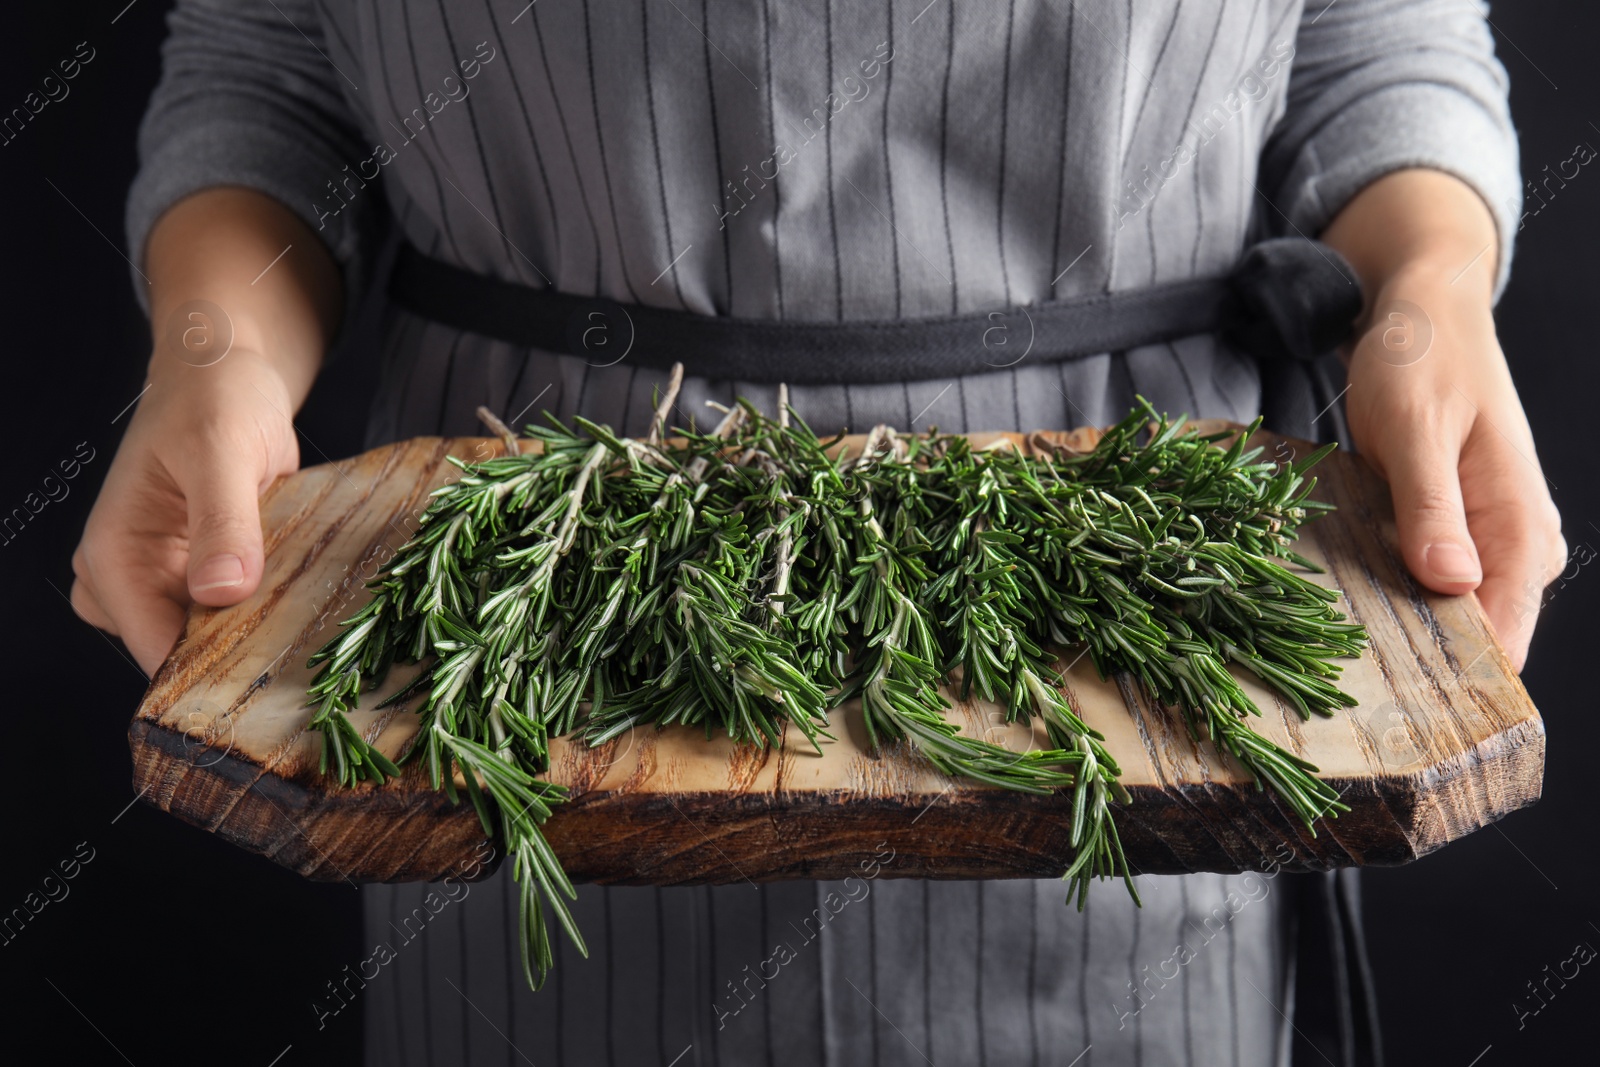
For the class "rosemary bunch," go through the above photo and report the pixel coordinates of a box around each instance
[838,428,1090,800]
[305,370,1368,988]
[917,439,1135,904]
[579,404,835,750]
[1011,406,1363,826]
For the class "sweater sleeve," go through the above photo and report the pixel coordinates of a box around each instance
[124,0,374,314]
[1260,0,1521,299]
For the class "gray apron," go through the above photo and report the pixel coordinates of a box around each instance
[347,234,1376,1067]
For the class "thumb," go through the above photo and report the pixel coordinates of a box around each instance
[181,455,266,607]
[1384,435,1483,595]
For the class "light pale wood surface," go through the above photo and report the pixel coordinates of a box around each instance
[128,425,1544,885]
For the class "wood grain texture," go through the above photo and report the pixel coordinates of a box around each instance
[127,425,1544,886]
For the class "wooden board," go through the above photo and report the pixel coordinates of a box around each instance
[127,425,1544,886]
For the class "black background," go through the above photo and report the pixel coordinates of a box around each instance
[0,4,1593,1064]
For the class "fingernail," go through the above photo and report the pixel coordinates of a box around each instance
[192,554,245,592]
[1424,541,1481,584]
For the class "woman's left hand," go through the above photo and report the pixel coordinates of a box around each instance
[1340,263,1565,673]
[1327,169,1564,673]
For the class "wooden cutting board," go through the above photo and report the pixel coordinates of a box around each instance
[127,424,1543,886]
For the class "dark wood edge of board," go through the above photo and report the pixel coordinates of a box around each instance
[129,719,496,885]
[129,705,1545,885]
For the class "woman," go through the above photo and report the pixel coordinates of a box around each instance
[72,1,1562,1064]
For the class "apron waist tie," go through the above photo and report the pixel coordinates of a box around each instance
[388,237,1362,386]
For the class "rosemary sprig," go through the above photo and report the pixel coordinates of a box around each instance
[919,445,1135,904]
[305,369,1367,988]
[840,430,1084,795]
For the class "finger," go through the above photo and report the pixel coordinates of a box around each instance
[72,472,194,674]
[1470,503,1565,674]
[120,594,189,676]
[1475,546,1555,673]
[82,563,190,675]
[69,574,116,633]
[1452,412,1566,672]
[178,449,266,607]
[1383,422,1484,597]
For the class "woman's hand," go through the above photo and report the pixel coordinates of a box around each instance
[69,187,341,675]
[1343,275,1564,671]
[72,351,301,673]
[1326,170,1564,671]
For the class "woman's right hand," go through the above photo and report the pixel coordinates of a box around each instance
[68,187,343,675]
[71,349,301,674]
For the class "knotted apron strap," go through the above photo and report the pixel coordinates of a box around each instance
[388,237,1362,385]
[1289,869,1385,1067]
